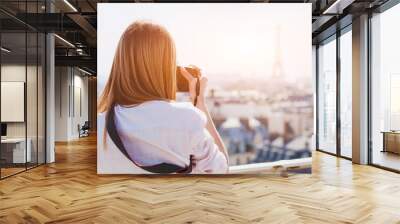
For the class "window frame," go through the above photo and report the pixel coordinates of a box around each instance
[315,24,353,161]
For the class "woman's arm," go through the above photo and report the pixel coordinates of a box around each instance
[196,98,229,164]
[179,67,229,165]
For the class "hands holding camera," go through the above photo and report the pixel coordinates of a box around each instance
[177,66,208,109]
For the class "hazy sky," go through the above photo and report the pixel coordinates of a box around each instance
[98,3,311,90]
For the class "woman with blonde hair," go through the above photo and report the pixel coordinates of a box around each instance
[98,21,228,174]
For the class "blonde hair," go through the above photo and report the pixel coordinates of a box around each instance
[98,21,176,113]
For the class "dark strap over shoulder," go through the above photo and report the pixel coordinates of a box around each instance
[106,105,193,174]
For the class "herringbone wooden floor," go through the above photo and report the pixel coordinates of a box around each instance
[1,135,400,224]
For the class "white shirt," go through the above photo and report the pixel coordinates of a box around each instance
[112,100,228,174]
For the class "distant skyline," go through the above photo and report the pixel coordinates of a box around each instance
[98,3,311,91]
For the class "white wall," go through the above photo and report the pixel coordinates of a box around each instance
[55,67,69,141]
[72,73,89,138]
[55,67,89,141]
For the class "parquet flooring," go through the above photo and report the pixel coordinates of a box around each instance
[0,167,26,178]
[1,135,400,223]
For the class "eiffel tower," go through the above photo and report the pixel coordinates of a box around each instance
[271,25,284,78]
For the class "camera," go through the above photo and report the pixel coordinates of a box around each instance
[176,66,201,92]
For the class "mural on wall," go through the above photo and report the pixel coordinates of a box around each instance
[97,3,313,174]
